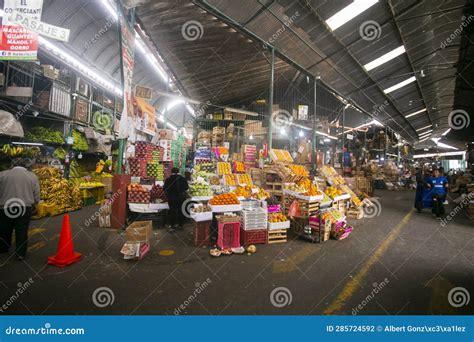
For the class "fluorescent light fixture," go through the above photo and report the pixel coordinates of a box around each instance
[418,132,432,139]
[326,0,378,31]
[433,139,458,150]
[166,99,184,111]
[441,128,451,136]
[158,115,165,123]
[383,76,416,94]
[405,108,427,118]
[166,122,177,131]
[101,0,118,20]
[418,130,433,137]
[12,142,43,146]
[224,107,258,117]
[364,46,405,71]
[324,138,330,142]
[316,131,338,140]
[415,125,432,132]
[185,104,195,117]
[249,134,253,140]
[38,37,122,95]
[0,9,4,17]
[413,151,465,159]
[280,128,286,135]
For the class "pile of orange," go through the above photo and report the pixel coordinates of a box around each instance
[304,183,322,196]
[209,193,240,205]
[269,213,288,223]
[289,165,309,177]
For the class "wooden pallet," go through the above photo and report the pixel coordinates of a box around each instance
[268,229,287,244]
[283,195,320,218]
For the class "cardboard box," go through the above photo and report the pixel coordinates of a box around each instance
[125,221,153,243]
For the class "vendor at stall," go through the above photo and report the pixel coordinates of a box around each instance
[164,167,189,230]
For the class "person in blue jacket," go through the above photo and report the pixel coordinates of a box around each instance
[426,168,448,219]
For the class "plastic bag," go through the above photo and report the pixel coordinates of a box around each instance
[288,199,301,217]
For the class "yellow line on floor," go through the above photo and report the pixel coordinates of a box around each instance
[28,241,47,252]
[273,244,320,273]
[29,228,46,237]
[323,209,414,314]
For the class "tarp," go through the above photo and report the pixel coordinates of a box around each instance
[0,109,24,137]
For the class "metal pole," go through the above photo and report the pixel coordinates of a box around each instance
[268,47,275,150]
[341,105,345,168]
[312,78,317,173]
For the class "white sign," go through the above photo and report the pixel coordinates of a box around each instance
[346,133,354,140]
[298,105,308,120]
[12,13,70,42]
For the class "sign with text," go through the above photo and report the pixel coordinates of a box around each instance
[135,84,152,100]
[0,0,43,60]
[12,13,69,42]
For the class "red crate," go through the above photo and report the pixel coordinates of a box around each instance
[240,228,267,246]
[217,222,240,249]
[194,221,211,246]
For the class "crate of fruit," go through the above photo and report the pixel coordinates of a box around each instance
[209,193,241,212]
[268,212,290,230]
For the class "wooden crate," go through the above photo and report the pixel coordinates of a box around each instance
[346,207,364,220]
[267,229,287,244]
[283,195,320,218]
[333,198,349,215]
[290,217,308,234]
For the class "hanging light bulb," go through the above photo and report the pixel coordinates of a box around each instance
[299,130,304,137]
[280,128,286,135]
[249,134,253,140]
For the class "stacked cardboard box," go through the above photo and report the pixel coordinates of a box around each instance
[121,221,152,260]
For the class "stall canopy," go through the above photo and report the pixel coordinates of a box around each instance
[0,110,24,137]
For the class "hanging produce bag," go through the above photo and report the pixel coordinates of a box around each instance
[288,199,301,217]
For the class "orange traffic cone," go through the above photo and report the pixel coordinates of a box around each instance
[48,214,81,267]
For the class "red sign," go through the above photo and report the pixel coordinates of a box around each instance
[0,0,43,60]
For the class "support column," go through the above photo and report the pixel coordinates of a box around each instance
[312,77,317,173]
[268,47,275,150]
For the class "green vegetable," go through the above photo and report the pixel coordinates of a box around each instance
[53,148,67,160]
[72,130,89,152]
[25,127,64,144]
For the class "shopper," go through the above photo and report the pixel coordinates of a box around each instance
[426,168,448,219]
[164,167,189,230]
[0,158,40,259]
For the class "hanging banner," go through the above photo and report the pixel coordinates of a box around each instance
[11,14,70,42]
[117,8,135,140]
[134,96,156,135]
[0,0,43,60]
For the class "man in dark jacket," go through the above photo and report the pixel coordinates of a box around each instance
[164,167,189,229]
[0,158,40,259]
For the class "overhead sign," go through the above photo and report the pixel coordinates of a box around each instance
[135,84,152,100]
[12,13,70,42]
[0,0,43,60]
[346,133,354,140]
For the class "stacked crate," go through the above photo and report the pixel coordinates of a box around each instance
[212,127,225,147]
[283,195,320,218]
[194,221,211,246]
[135,141,154,159]
[240,208,268,245]
[241,144,257,169]
[128,157,147,177]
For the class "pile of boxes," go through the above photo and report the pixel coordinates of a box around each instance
[120,221,152,260]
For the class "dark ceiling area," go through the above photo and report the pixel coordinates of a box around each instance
[17,0,472,145]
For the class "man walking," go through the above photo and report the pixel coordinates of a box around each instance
[164,167,189,230]
[0,158,40,259]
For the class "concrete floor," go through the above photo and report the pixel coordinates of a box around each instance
[0,190,473,315]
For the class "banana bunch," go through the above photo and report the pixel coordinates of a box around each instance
[1,144,24,157]
[32,167,83,213]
